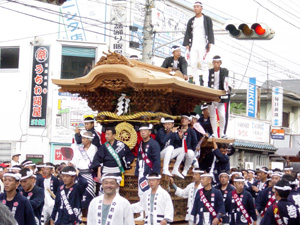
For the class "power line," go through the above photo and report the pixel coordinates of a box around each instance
[253,0,300,30]
[0,4,140,44]
[266,0,300,21]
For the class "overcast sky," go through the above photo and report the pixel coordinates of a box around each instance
[196,0,300,89]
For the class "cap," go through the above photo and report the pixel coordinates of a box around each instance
[12,153,21,157]
[0,163,9,168]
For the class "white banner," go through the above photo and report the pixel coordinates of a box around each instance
[227,116,270,143]
[272,87,283,127]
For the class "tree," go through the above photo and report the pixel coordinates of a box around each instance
[141,0,154,64]
[230,102,246,115]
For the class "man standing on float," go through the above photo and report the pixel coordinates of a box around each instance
[183,1,214,86]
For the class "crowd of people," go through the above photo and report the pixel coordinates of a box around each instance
[0,114,300,225]
[0,1,299,224]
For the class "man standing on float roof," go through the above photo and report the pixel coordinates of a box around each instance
[183,1,214,86]
[207,55,229,138]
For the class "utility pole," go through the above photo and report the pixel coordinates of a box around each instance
[142,0,154,64]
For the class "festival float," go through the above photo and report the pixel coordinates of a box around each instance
[52,51,234,223]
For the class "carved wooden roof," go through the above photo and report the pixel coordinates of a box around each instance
[52,52,225,114]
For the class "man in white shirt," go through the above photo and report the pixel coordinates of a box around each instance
[70,131,97,211]
[11,153,21,167]
[207,55,229,138]
[87,173,134,225]
[132,172,174,225]
[170,168,204,225]
[183,1,214,86]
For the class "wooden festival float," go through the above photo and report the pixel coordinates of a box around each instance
[52,51,234,223]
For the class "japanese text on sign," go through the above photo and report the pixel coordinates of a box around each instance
[29,46,50,127]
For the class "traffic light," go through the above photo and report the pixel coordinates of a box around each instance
[225,23,275,40]
[34,0,66,5]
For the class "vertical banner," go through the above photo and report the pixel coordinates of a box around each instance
[272,86,283,126]
[29,46,49,127]
[110,1,127,55]
[59,0,86,41]
[247,77,257,118]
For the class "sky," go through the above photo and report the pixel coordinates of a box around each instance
[0,0,300,91]
[196,0,300,90]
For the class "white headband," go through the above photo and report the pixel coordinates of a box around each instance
[193,169,205,174]
[283,167,293,171]
[161,118,174,123]
[81,131,94,140]
[271,172,283,178]
[297,173,300,177]
[289,180,299,185]
[84,119,94,123]
[4,173,21,181]
[274,185,292,191]
[213,58,222,61]
[231,172,242,177]
[171,46,180,52]
[44,165,54,169]
[20,170,34,181]
[201,173,213,178]
[194,1,202,6]
[201,105,208,110]
[219,172,229,177]
[10,167,21,171]
[24,163,35,168]
[181,115,192,121]
[234,178,245,182]
[258,168,268,173]
[248,170,255,174]
[22,161,34,166]
[61,171,77,176]
[36,165,44,168]
[146,174,162,179]
[190,114,200,120]
[139,124,153,130]
[101,175,122,184]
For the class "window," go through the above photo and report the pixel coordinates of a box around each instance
[0,143,11,163]
[61,46,95,79]
[282,112,289,128]
[0,47,20,69]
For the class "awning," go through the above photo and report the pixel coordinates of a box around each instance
[233,140,277,151]
[275,148,300,157]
